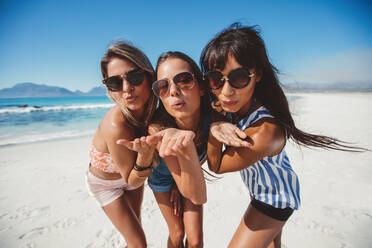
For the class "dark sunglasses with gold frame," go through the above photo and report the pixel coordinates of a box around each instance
[205,67,255,90]
[102,69,147,92]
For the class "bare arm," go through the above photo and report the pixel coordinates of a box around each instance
[117,136,157,188]
[148,126,207,205]
[207,118,286,174]
[100,109,137,184]
[207,121,250,172]
[177,141,206,205]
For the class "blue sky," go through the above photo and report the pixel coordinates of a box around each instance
[0,0,371,91]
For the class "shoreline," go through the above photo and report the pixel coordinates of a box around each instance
[285,91,372,95]
[0,133,94,149]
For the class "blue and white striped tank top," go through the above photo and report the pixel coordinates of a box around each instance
[236,106,301,210]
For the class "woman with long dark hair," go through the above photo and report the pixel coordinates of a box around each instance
[199,23,365,248]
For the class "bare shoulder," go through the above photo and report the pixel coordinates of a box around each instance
[245,117,286,157]
[100,106,134,139]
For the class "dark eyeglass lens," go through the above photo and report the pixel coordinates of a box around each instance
[153,72,194,97]
[207,71,224,89]
[127,70,145,86]
[174,72,193,87]
[105,76,122,91]
[229,69,250,88]
[153,79,169,96]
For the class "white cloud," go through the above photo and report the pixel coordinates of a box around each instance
[280,48,372,84]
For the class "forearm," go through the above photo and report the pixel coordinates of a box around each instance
[127,169,151,188]
[207,133,223,174]
[176,145,207,205]
[127,153,153,188]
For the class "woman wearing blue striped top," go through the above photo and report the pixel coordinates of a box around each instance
[199,23,363,248]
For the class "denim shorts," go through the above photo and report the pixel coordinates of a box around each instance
[148,159,174,192]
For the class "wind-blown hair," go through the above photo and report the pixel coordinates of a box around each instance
[101,40,157,128]
[200,23,366,152]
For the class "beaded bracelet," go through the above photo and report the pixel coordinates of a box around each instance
[133,162,152,172]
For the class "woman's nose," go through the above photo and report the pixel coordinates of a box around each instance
[169,81,180,96]
[220,78,234,96]
[122,78,133,92]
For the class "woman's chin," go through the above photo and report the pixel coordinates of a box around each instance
[171,111,193,121]
[221,105,238,113]
[125,103,145,114]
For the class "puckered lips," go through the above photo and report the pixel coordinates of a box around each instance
[221,99,238,107]
[125,95,137,103]
[171,99,186,110]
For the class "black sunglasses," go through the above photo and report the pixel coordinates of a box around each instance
[205,68,255,90]
[152,71,195,97]
[102,69,146,92]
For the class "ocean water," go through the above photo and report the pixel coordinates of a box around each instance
[0,96,114,146]
[0,95,299,147]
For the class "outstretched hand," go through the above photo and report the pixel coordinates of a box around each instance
[148,128,195,157]
[116,136,157,157]
[210,121,251,147]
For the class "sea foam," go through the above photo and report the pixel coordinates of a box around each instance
[0,129,96,146]
[0,104,114,115]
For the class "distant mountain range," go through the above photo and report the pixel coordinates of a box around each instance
[0,82,107,98]
[1,81,372,98]
[282,81,372,93]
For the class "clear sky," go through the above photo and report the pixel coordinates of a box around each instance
[0,0,371,91]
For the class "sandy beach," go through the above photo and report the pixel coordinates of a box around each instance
[0,93,371,248]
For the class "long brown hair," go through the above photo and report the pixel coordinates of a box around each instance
[101,40,157,128]
[200,23,366,152]
[152,51,222,179]
[152,51,212,148]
